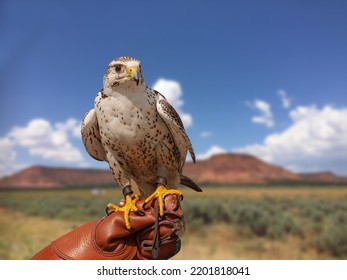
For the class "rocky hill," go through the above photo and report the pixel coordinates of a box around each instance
[183,153,300,184]
[298,171,347,184]
[0,165,114,188]
[1,153,346,188]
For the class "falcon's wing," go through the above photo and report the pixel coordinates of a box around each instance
[81,108,106,161]
[155,90,195,171]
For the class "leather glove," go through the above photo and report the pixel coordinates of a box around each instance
[31,194,184,260]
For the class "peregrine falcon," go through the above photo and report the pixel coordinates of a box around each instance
[81,56,201,229]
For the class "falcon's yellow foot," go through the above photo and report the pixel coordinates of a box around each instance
[144,184,182,216]
[107,194,140,230]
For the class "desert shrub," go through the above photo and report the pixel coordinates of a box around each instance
[333,210,347,224]
[311,210,324,223]
[183,197,300,238]
[183,197,234,226]
[314,225,347,257]
[0,190,116,222]
[232,204,271,236]
[267,213,301,238]
[298,200,318,218]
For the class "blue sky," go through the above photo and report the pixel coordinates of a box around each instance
[1,0,347,176]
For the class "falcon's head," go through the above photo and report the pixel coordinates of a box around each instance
[103,56,145,90]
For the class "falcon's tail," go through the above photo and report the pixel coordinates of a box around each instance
[180,174,202,192]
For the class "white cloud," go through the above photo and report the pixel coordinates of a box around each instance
[200,131,212,138]
[277,89,291,108]
[55,118,81,138]
[0,137,17,176]
[7,118,84,163]
[248,99,274,127]
[196,145,227,161]
[152,78,193,128]
[234,105,347,175]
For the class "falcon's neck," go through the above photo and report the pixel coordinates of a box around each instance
[103,82,147,98]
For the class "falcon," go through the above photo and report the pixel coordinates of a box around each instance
[81,56,201,229]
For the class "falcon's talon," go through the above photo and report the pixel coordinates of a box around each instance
[107,194,140,230]
[144,184,183,216]
[105,206,113,215]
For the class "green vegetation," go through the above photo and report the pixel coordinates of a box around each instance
[0,188,121,223]
[183,195,347,247]
[1,186,347,259]
[314,223,347,257]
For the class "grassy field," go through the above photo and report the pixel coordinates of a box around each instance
[1,185,347,259]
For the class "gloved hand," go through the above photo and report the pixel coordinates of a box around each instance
[31,194,184,260]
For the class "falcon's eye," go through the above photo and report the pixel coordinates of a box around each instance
[115,64,124,73]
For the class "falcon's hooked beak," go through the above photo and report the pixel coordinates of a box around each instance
[126,67,140,86]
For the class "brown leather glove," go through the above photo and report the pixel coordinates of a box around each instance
[31,194,184,260]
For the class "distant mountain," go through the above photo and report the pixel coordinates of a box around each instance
[0,165,114,188]
[1,153,346,188]
[183,153,300,184]
[298,171,347,184]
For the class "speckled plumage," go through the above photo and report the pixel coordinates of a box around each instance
[81,56,198,198]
